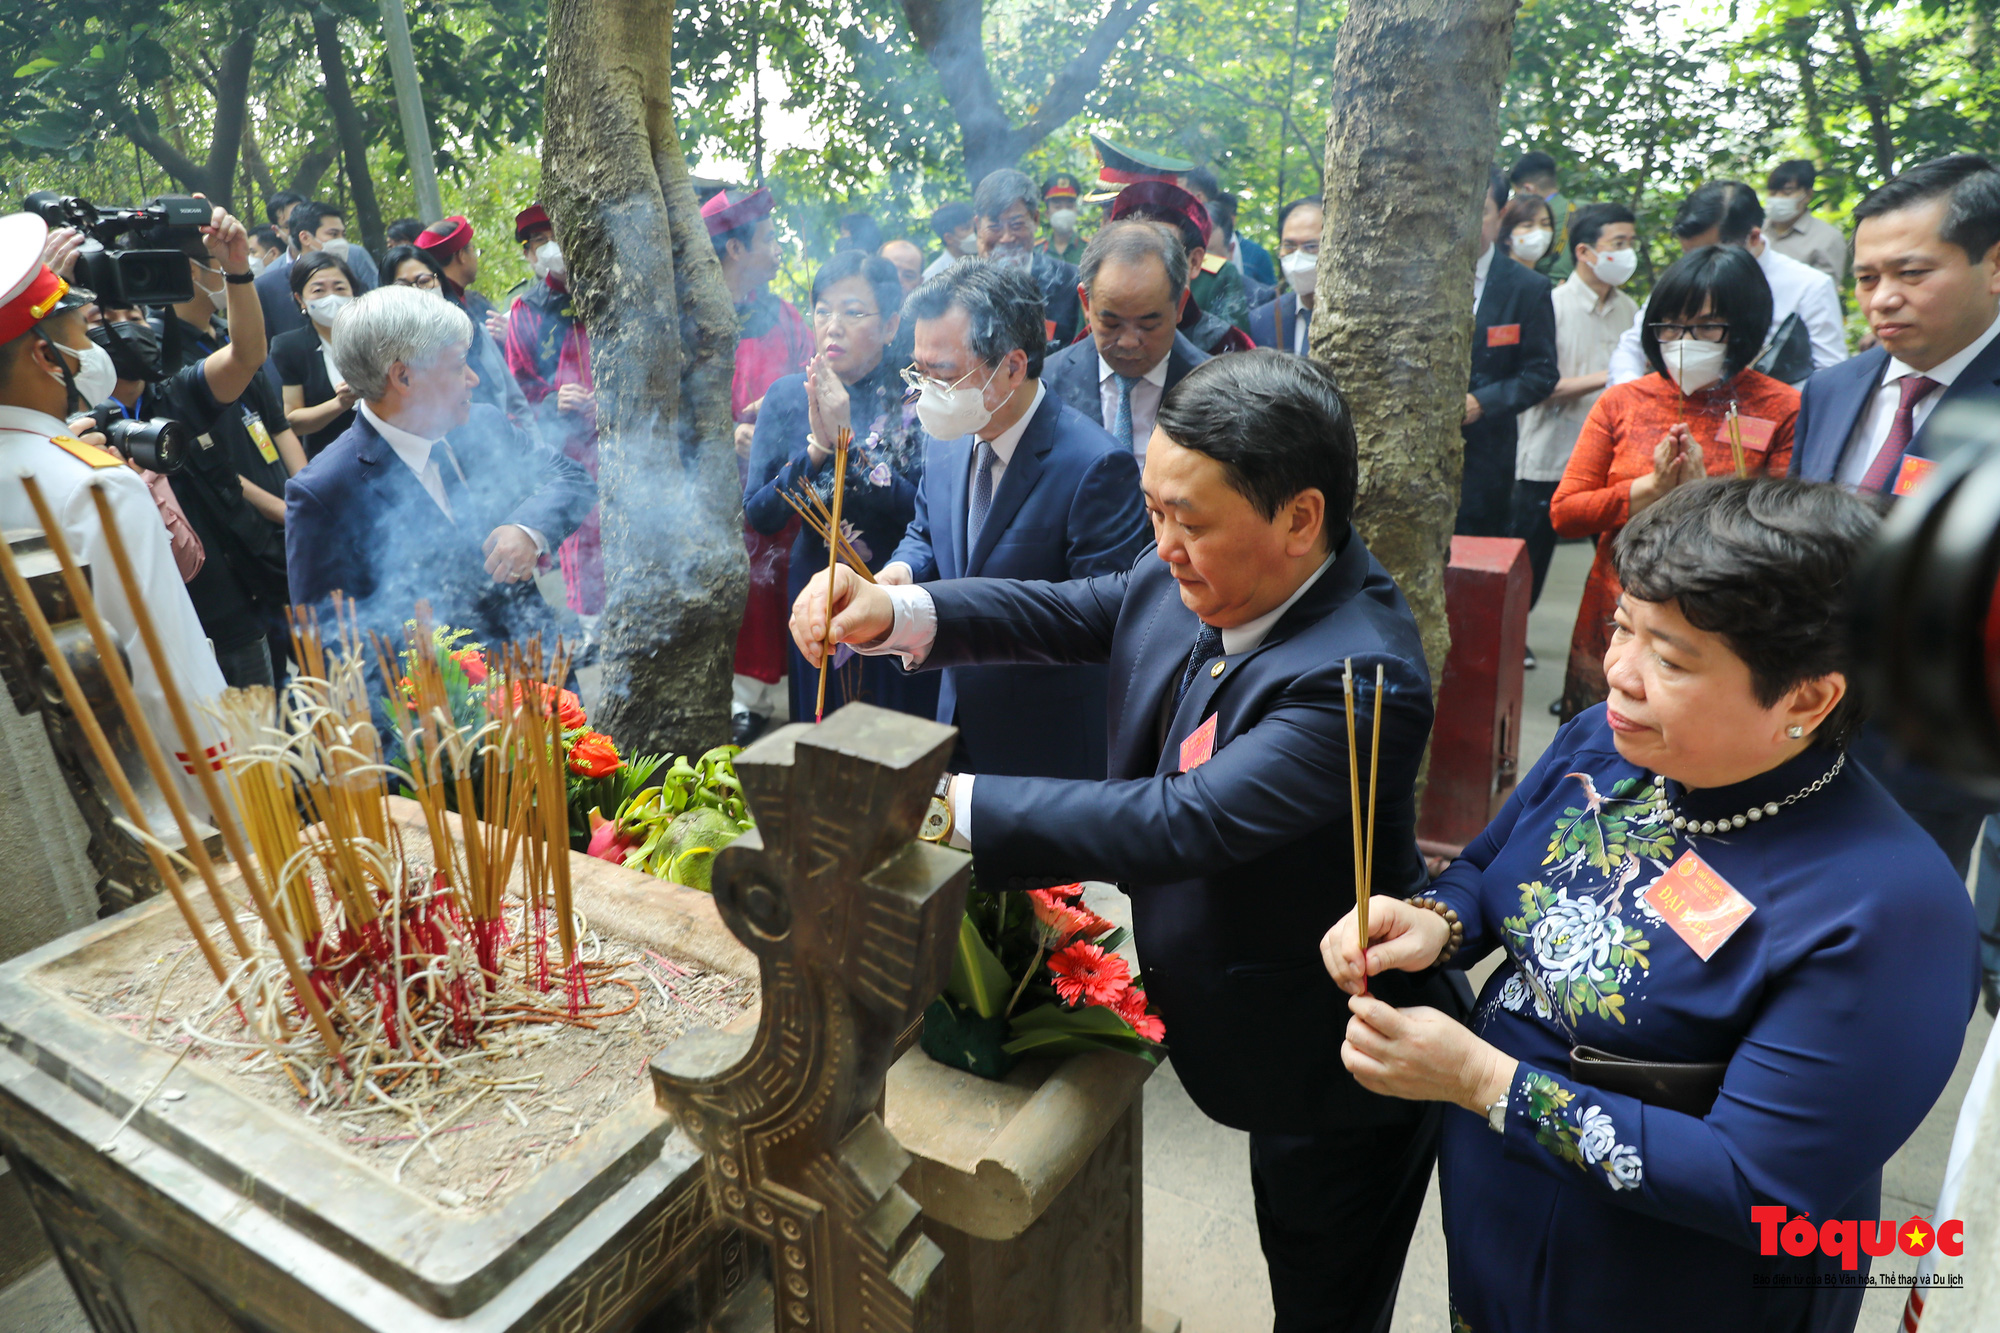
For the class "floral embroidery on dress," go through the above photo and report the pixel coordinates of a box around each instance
[1521,1070,1644,1192]
[1503,881,1650,1024]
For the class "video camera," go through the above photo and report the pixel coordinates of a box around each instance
[22,191,209,308]
[1853,401,2000,796]
[85,400,191,476]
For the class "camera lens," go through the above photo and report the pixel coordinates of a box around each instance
[104,418,192,476]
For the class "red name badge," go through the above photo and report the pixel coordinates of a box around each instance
[1487,323,1521,348]
[1179,714,1218,773]
[1731,415,1776,454]
[1045,318,1058,343]
[1642,850,1756,961]
[1894,454,1937,497]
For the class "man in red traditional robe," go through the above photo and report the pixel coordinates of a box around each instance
[705,187,813,743]
[504,204,602,640]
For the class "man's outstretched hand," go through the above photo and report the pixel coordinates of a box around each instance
[789,564,895,666]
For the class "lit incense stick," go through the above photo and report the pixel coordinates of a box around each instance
[1343,659,1368,997]
[815,426,853,723]
[1361,662,1384,982]
[1725,403,1748,479]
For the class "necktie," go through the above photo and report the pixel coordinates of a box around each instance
[1112,374,1140,450]
[1174,624,1224,710]
[968,440,998,551]
[1860,374,1942,493]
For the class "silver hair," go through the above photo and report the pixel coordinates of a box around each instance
[1079,219,1190,297]
[330,285,473,401]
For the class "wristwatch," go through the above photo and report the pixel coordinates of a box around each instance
[1485,1095,1508,1134]
[919,772,955,844]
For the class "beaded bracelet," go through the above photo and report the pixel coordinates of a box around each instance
[1406,896,1465,966]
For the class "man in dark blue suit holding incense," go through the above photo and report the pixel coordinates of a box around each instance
[795,350,1456,1332]
[286,285,595,646]
[1788,152,2000,1005]
[879,260,1149,780]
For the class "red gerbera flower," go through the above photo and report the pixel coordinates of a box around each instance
[1113,986,1165,1042]
[566,730,620,778]
[452,648,489,685]
[1046,941,1131,1008]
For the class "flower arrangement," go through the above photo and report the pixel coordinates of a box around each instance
[584,744,753,892]
[384,626,666,848]
[922,881,1165,1079]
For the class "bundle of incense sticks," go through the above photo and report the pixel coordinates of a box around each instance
[5,473,624,1096]
[1342,659,1385,997]
[816,425,855,723]
[779,482,875,583]
[1724,402,1749,479]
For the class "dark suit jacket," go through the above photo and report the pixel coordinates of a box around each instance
[1467,254,1559,450]
[1248,294,1312,353]
[285,404,596,645]
[1040,332,1209,435]
[933,530,1459,1133]
[1788,337,2000,482]
[1029,250,1085,352]
[886,386,1149,779]
[1790,337,2000,821]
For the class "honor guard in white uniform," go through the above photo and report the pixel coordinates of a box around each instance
[0,212,228,793]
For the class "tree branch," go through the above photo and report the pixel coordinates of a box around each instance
[113,105,210,194]
[312,9,385,255]
[1013,0,1161,146]
[200,26,259,211]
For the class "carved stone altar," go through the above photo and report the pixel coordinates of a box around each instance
[654,704,969,1333]
[0,703,967,1331]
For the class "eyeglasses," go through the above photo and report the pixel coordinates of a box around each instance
[395,272,440,289]
[1648,321,1730,343]
[898,361,985,401]
[1279,241,1320,257]
[812,305,880,327]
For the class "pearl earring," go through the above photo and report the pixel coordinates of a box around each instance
[1787,725,1805,739]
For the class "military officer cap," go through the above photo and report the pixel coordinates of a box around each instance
[0,213,90,345]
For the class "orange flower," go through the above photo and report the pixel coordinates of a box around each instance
[1046,940,1131,1008]
[566,730,620,778]
[1113,987,1165,1042]
[499,681,588,730]
[1027,885,1112,943]
[452,648,488,685]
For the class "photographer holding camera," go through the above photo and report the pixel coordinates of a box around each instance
[73,202,299,690]
[0,209,229,787]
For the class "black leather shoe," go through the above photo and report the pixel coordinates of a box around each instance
[1983,970,1999,1018]
[1548,698,1565,718]
[733,710,772,748]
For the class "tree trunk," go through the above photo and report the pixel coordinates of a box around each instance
[1310,0,1521,680]
[118,28,258,210]
[287,137,341,200]
[312,12,387,259]
[1784,16,1832,166]
[1833,0,1896,181]
[542,0,745,758]
[902,0,1161,185]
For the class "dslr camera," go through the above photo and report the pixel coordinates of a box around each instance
[85,400,191,476]
[22,191,209,308]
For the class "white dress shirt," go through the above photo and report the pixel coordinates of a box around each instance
[966,381,1045,525]
[1473,244,1495,309]
[1605,243,1848,386]
[1098,351,1169,462]
[1514,272,1639,482]
[1836,307,2000,487]
[360,402,547,552]
[861,551,1339,847]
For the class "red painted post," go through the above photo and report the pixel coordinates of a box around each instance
[1418,536,1531,855]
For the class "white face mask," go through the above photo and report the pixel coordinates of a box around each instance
[1591,247,1639,286]
[1764,194,1806,224]
[248,255,268,278]
[53,338,118,404]
[319,236,351,262]
[533,240,568,282]
[1280,249,1318,296]
[306,293,353,328]
[1511,228,1553,263]
[1049,208,1079,233]
[192,262,226,300]
[914,363,1001,439]
[1662,338,1728,394]
[956,233,980,256]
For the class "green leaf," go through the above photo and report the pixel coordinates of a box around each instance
[1097,925,1131,955]
[946,913,1013,1020]
[12,59,59,78]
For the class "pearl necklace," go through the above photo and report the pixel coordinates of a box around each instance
[1649,752,1847,835]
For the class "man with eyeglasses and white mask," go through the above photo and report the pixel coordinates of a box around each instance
[1249,197,1325,355]
[874,259,1149,780]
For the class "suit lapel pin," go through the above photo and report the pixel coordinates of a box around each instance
[1210,659,1225,678]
